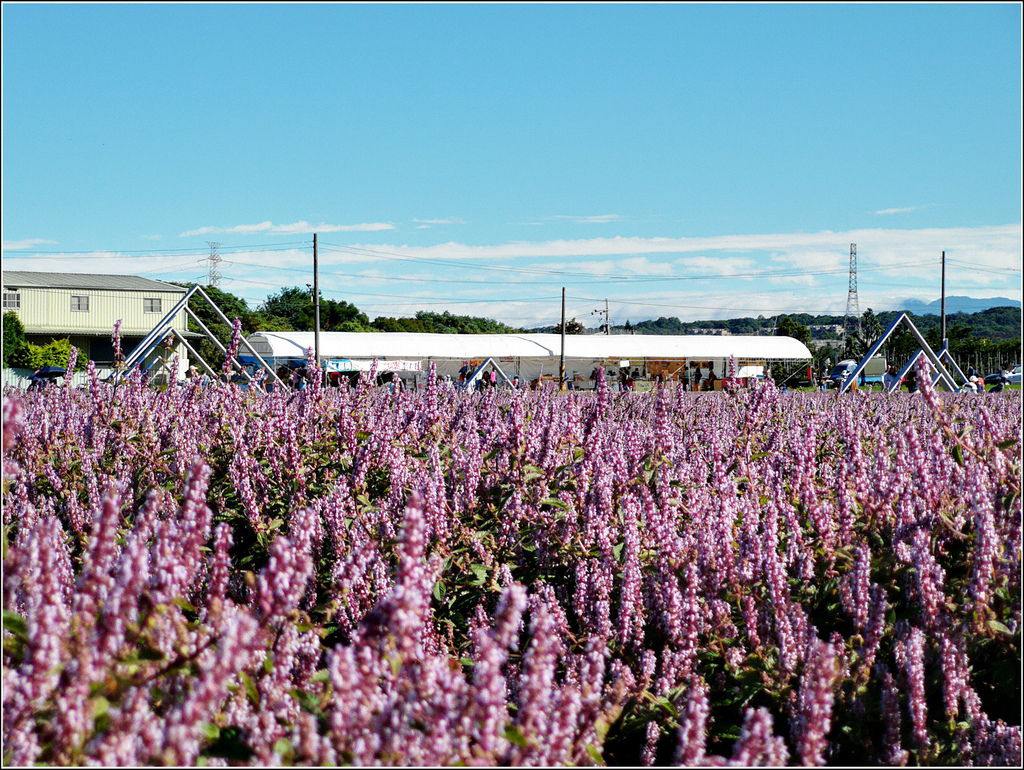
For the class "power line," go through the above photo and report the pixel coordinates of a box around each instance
[1,240,310,255]
[319,242,583,279]
[225,252,942,287]
[318,240,949,284]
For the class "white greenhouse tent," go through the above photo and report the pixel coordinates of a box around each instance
[241,331,812,389]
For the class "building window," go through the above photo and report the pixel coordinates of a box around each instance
[2,291,19,310]
[71,294,90,312]
[144,297,162,314]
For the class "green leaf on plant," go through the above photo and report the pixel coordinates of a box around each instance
[540,497,571,511]
[239,672,259,705]
[951,445,964,467]
[2,610,27,638]
[91,696,110,722]
[504,724,529,747]
[137,640,165,661]
[173,598,197,614]
[988,620,1013,636]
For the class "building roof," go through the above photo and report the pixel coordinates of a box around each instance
[2,271,187,293]
[245,331,813,361]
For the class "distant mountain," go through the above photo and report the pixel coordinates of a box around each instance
[893,296,1021,315]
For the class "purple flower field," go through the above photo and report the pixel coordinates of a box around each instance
[2,360,1020,766]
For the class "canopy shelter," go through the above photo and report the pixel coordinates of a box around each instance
[242,331,812,386]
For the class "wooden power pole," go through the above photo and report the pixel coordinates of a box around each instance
[313,233,321,377]
[940,250,947,351]
[559,287,566,390]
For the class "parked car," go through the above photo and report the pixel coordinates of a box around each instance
[825,356,887,388]
[983,369,1017,392]
[984,368,1019,386]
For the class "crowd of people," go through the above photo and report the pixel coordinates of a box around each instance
[24,357,1017,397]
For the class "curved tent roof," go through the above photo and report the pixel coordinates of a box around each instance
[245,331,812,361]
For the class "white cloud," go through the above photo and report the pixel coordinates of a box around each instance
[617,257,675,276]
[674,255,759,277]
[5,224,1018,328]
[767,274,817,287]
[875,206,919,215]
[412,217,466,225]
[2,238,57,250]
[179,221,395,237]
[548,214,621,224]
[341,225,1021,272]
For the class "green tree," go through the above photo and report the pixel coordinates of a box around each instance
[9,338,87,372]
[412,311,518,334]
[3,311,26,368]
[554,318,586,335]
[847,308,883,358]
[260,287,369,332]
[775,315,812,348]
[259,287,310,328]
[370,316,430,333]
[246,312,293,333]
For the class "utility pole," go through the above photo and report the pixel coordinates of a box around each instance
[313,233,321,378]
[940,250,947,351]
[591,298,611,335]
[559,287,566,390]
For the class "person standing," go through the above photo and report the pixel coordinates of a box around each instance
[883,364,899,391]
[905,367,919,393]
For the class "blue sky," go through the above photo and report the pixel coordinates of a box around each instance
[3,3,1021,328]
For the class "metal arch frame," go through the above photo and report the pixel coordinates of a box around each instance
[839,312,959,394]
[458,357,514,390]
[114,285,284,387]
[937,347,969,386]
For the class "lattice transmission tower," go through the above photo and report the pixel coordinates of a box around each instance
[204,241,223,289]
[843,243,861,349]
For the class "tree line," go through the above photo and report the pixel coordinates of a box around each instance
[177,285,519,371]
[622,306,1020,341]
[3,284,1019,377]
[769,307,1021,376]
